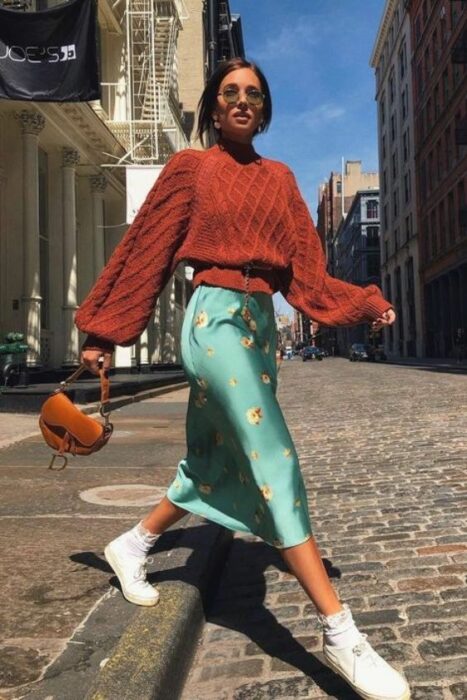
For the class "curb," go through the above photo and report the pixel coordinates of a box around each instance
[85,516,233,700]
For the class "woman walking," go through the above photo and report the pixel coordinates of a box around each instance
[77,57,409,700]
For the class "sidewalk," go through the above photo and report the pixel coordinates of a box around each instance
[0,385,231,700]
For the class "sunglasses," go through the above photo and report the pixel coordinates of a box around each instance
[217,87,265,107]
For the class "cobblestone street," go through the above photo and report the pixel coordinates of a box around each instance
[181,357,467,700]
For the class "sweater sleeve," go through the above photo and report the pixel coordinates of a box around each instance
[280,168,393,327]
[75,149,201,352]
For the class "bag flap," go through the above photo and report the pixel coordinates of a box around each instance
[40,392,104,447]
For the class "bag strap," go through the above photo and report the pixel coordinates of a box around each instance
[61,363,111,421]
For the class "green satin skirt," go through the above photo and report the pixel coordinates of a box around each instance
[166,283,313,549]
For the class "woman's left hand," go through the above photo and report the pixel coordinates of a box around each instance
[371,308,396,332]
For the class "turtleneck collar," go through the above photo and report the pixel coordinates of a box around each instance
[216,135,262,164]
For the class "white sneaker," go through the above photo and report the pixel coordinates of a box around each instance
[323,633,410,700]
[104,539,160,607]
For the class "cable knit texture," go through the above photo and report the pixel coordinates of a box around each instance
[76,137,392,353]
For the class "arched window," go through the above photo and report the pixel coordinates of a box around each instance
[366,199,379,219]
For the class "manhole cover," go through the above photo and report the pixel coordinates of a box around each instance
[79,484,167,507]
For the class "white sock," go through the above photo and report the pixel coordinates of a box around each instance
[320,603,363,648]
[115,521,159,558]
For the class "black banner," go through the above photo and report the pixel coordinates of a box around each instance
[0,0,100,102]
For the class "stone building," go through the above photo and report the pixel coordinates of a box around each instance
[409,0,466,358]
[0,0,211,372]
[334,189,382,351]
[371,0,423,358]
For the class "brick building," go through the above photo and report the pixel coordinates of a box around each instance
[410,0,466,358]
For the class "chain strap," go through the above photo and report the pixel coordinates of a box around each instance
[243,263,252,311]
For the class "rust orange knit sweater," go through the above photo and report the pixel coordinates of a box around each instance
[76,137,392,353]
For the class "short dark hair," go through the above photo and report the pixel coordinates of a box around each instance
[196,57,272,148]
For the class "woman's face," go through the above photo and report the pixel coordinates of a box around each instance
[212,67,264,143]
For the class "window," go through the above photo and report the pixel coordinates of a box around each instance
[420,160,427,200]
[395,226,400,251]
[415,16,421,44]
[380,92,386,126]
[389,70,395,104]
[443,68,450,105]
[405,214,412,242]
[391,113,396,142]
[432,28,439,62]
[448,190,455,244]
[458,179,466,236]
[393,188,399,219]
[398,42,407,81]
[438,201,446,250]
[385,241,389,262]
[404,172,411,204]
[392,151,398,179]
[366,200,379,219]
[424,46,430,80]
[440,15,447,46]
[445,126,452,171]
[403,129,410,162]
[383,169,388,192]
[401,87,409,122]
[366,226,379,247]
[336,181,342,194]
[451,1,459,28]
[431,209,437,256]
[384,204,388,229]
[434,84,440,120]
[416,62,423,101]
[426,97,432,131]
[436,138,443,180]
[428,151,434,191]
[382,134,387,160]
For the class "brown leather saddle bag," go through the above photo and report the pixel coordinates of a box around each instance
[39,364,113,470]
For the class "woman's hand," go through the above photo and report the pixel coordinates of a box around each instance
[81,350,113,376]
[371,308,396,332]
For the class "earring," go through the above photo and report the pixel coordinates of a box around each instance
[213,116,221,129]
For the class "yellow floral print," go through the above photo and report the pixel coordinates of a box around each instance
[194,391,207,408]
[260,485,273,501]
[206,347,215,357]
[227,306,237,315]
[214,432,224,446]
[199,483,212,495]
[250,450,260,460]
[240,336,255,349]
[294,498,302,508]
[283,447,292,458]
[228,377,238,387]
[194,310,209,328]
[241,307,257,332]
[246,406,263,425]
[173,479,181,490]
[261,372,271,384]
[196,377,209,390]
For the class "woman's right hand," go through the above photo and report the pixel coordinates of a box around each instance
[81,350,113,376]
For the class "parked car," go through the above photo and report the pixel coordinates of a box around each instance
[349,343,368,361]
[366,344,387,362]
[302,346,325,361]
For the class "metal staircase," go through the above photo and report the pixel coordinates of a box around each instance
[104,0,189,164]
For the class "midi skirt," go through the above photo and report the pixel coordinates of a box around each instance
[166,283,313,549]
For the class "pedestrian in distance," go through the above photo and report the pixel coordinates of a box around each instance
[77,57,406,700]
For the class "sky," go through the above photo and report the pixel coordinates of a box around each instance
[230,0,386,317]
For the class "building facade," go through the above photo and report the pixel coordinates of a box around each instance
[334,189,382,351]
[0,0,209,372]
[371,0,423,358]
[409,0,466,358]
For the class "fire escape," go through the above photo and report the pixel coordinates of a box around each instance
[104,0,189,164]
